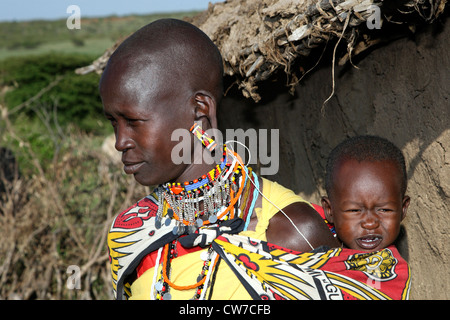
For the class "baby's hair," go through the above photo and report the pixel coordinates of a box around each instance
[325,135,407,198]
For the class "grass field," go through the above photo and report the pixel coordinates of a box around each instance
[0,12,198,60]
[0,37,115,61]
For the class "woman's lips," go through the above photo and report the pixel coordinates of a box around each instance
[123,162,144,174]
[355,235,383,251]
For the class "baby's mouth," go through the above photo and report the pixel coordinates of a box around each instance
[355,235,383,251]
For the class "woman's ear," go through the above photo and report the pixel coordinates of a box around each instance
[321,196,334,224]
[193,91,218,130]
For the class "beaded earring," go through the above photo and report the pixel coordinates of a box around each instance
[190,123,217,152]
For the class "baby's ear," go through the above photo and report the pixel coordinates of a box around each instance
[401,195,410,221]
[321,196,334,224]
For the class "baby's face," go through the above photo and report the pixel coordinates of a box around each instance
[322,159,409,252]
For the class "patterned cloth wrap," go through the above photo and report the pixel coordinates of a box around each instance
[108,194,411,300]
[212,234,411,300]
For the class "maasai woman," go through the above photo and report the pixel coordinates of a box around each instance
[100,18,339,300]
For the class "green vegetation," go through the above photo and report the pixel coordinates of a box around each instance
[1,53,106,170]
[1,53,104,130]
[0,11,197,300]
[0,12,197,60]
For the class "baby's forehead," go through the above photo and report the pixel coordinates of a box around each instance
[336,157,400,172]
[333,158,404,189]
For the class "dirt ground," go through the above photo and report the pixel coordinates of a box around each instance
[217,12,450,300]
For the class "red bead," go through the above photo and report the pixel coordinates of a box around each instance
[171,186,184,195]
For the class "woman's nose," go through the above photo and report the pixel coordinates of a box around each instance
[115,125,134,152]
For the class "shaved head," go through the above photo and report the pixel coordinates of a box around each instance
[102,18,224,105]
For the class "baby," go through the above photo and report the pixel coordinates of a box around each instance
[321,135,410,252]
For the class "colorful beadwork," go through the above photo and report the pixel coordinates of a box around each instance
[164,146,227,196]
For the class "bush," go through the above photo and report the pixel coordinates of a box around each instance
[0,53,112,171]
[1,53,106,134]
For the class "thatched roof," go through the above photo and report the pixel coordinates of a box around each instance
[76,0,448,102]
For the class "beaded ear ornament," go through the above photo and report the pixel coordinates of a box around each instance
[190,123,217,152]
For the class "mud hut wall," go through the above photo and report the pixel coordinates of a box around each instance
[218,19,450,300]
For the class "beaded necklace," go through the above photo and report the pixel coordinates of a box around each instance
[151,146,255,300]
[155,146,245,236]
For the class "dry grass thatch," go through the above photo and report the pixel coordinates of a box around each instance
[76,0,448,102]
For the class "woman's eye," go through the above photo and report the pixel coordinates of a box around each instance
[108,118,117,127]
[126,118,142,126]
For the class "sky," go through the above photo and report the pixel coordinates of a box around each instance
[0,0,223,22]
